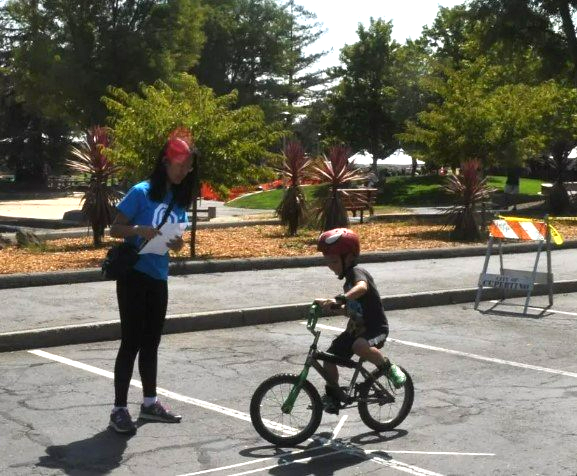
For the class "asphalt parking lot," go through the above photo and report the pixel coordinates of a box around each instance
[3,293,577,475]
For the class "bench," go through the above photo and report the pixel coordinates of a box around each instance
[188,204,217,222]
[540,182,577,196]
[337,188,378,223]
[47,175,89,190]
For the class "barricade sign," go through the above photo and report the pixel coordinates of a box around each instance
[475,215,560,314]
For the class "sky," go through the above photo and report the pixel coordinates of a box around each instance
[298,0,465,70]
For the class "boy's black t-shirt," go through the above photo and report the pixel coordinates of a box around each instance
[343,266,388,337]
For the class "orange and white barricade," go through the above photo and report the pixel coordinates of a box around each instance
[475,216,560,315]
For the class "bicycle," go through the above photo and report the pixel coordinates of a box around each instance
[250,302,414,446]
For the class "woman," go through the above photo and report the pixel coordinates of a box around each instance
[108,131,198,434]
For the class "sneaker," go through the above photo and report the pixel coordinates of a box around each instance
[109,408,137,434]
[321,394,340,415]
[139,401,182,423]
[386,364,406,389]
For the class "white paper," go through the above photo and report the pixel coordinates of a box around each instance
[139,222,187,255]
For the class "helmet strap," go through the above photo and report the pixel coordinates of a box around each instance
[338,255,356,280]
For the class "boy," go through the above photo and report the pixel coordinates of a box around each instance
[315,228,406,414]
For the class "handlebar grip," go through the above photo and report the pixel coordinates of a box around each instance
[307,303,321,330]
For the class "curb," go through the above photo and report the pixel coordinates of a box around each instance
[3,280,577,353]
[2,239,577,290]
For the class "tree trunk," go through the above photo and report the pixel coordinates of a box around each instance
[557,0,577,86]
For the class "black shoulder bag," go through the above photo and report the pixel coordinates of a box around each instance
[102,199,176,280]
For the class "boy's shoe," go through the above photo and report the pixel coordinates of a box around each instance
[139,401,182,423]
[386,364,406,389]
[109,408,137,434]
[321,394,340,415]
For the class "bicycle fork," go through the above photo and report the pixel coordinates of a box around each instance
[281,349,314,414]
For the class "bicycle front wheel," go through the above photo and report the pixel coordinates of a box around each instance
[358,366,414,432]
[250,373,323,446]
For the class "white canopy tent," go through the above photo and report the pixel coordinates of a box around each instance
[348,150,380,166]
[349,148,424,171]
[381,149,424,169]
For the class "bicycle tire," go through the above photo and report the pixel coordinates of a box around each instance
[250,373,323,446]
[357,365,414,432]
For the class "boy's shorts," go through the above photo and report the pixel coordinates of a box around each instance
[327,328,389,360]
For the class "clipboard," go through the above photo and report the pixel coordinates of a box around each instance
[139,222,187,255]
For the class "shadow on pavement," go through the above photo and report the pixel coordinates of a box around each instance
[239,429,410,475]
[479,300,553,319]
[348,428,408,445]
[36,428,133,474]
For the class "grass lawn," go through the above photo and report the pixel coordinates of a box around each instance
[227,175,544,209]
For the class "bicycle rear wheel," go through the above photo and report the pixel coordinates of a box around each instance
[250,373,323,446]
[357,366,414,432]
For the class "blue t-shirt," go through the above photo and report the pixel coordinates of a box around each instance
[116,181,189,281]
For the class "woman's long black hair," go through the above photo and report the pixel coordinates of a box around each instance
[147,142,200,209]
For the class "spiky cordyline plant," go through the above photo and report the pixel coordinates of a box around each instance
[275,141,311,236]
[444,159,495,242]
[311,145,367,231]
[67,126,123,246]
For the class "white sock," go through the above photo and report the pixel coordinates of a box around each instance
[112,406,127,413]
[143,396,158,407]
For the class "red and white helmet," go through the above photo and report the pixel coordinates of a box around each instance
[317,228,360,257]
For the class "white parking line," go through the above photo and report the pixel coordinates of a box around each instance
[177,446,332,476]
[311,323,577,379]
[331,415,348,440]
[27,348,491,476]
[28,349,253,422]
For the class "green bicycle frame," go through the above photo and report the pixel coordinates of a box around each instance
[281,303,322,413]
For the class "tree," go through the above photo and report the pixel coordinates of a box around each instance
[325,19,401,172]
[272,1,327,117]
[0,0,206,184]
[311,145,366,231]
[194,0,328,122]
[398,58,577,172]
[469,0,577,84]
[275,141,310,236]
[444,159,494,242]
[3,0,206,127]
[67,127,122,246]
[102,74,283,192]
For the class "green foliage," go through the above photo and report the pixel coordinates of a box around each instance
[325,19,401,161]
[66,126,122,246]
[194,0,327,121]
[103,74,282,190]
[399,58,577,170]
[2,0,206,127]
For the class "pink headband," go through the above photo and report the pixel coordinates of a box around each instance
[165,137,191,163]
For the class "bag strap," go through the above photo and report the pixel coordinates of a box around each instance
[156,197,176,230]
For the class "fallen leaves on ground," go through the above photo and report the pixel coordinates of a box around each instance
[1,220,577,275]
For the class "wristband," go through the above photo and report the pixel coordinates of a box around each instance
[335,293,347,305]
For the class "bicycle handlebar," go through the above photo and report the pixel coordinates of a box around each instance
[306,303,322,332]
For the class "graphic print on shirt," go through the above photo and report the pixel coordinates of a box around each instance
[151,203,178,228]
[344,282,366,335]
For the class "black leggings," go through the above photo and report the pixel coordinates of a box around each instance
[114,269,168,407]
